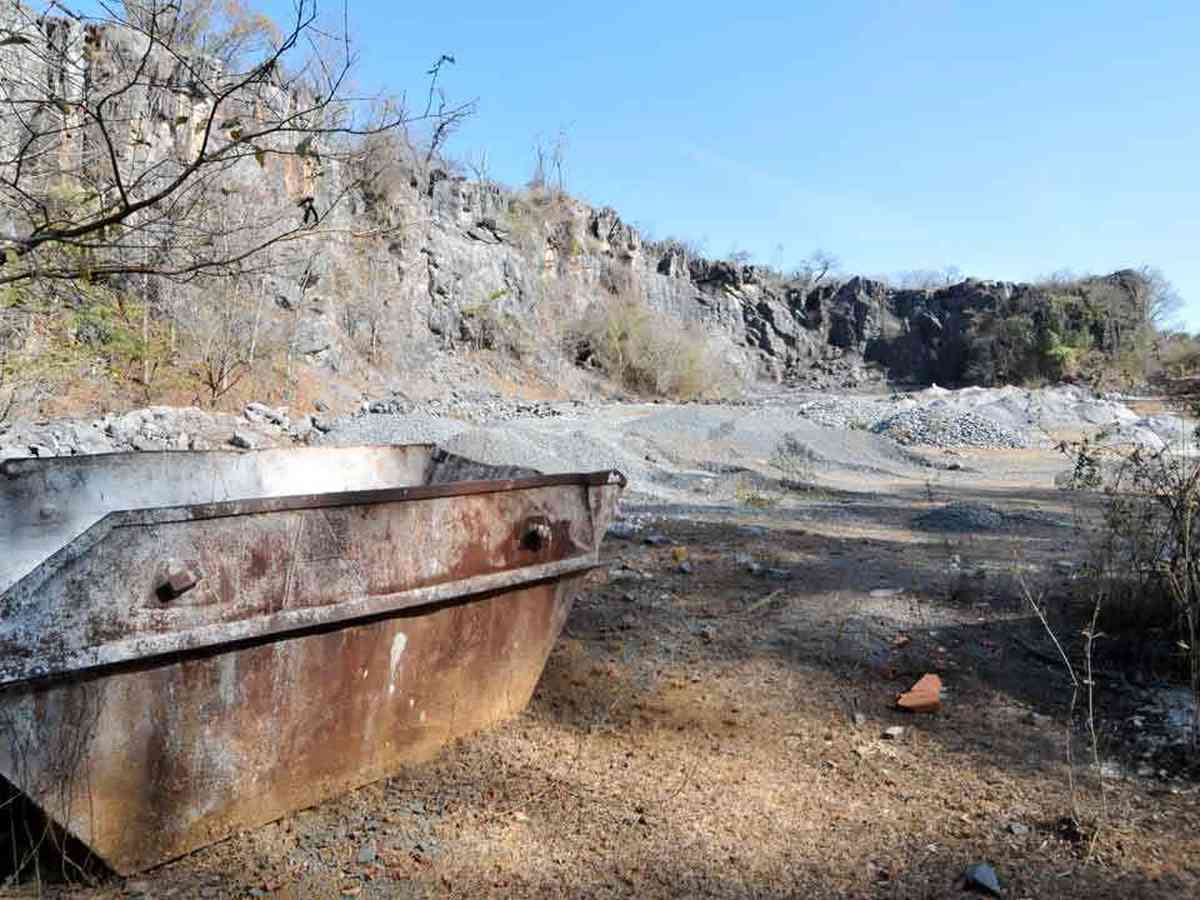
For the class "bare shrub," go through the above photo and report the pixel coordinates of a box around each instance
[769,434,818,487]
[733,473,779,509]
[460,292,534,359]
[1020,575,1108,857]
[573,297,737,400]
[1063,434,1200,746]
[173,281,265,406]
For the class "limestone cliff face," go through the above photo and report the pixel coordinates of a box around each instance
[0,7,1147,390]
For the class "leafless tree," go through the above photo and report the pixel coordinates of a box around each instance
[893,265,963,290]
[528,136,547,192]
[420,53,469,168]
[791,249,840,290]
[190,292,253,405]
[338,244,387,363]
[549,127,567,194]
[1133,265,1183,328]
[0,0,473,290]
[464,147,489,184]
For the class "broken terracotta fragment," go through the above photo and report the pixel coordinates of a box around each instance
[896,673,942,713]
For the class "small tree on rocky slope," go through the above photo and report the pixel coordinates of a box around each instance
[0,0,469,289]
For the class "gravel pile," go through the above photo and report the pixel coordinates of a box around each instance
[311,412,472,448]
[793,396,899,430]
[1093,414,1194,453]
[914,502,1006,531]
[361,390,584,424]
[0,406,291,459]
[872,407,1037,449]
[914,501,1069,532]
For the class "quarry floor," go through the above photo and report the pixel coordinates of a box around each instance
[10,438,1200,900]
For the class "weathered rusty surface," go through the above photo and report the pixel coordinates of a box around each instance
[0,445,437,597]
[0,446,624,874]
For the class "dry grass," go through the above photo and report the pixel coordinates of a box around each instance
[574,297,738,400]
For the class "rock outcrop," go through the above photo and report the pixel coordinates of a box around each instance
[0,6,1150,395]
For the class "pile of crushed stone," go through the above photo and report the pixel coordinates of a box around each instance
[361,389,586,424]
[872,407,1037,449]
[914,502,1007,531]
[793,396,896,430]
[914,501,1069,532]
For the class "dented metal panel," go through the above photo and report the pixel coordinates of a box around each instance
[0,446,624,874]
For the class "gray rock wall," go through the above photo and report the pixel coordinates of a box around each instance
[0,6,1148,392]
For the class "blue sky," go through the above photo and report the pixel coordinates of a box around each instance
[268,2,1199,327]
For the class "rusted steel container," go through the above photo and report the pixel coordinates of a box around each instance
[0,445,624,874]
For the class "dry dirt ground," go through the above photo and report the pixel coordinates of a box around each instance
[6,445,1200,899]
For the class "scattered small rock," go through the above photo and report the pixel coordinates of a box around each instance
[229,430,257,450]
[607,521,640,540]
[699,625,717,643]
[896,673,942,713]
[355,842,377,865]
[1006,821,1029,836]
[882,726,905,740]
[962,861,1003,896]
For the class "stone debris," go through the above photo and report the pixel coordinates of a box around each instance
[896,674,942,713]
[361,389,582,425]
[962,861,1004,896]
[354,843,376,865]
[607,521,642,540]
[873,407,1035,449]
[914,502,1005,531]
[229,430,257,450]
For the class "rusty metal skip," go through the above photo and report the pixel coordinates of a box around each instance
[0,445,625,874]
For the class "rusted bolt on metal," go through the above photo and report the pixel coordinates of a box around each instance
[157,567,201,603]
[521,522,553,552]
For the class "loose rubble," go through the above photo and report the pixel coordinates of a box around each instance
[872,407,1037,449]
[963,862,1004,897]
